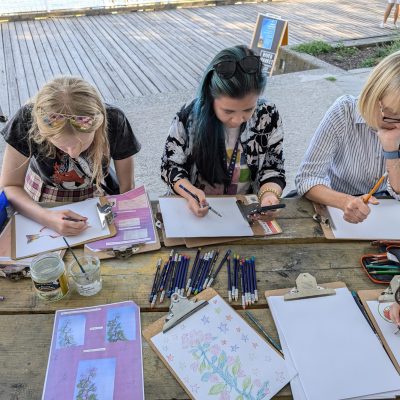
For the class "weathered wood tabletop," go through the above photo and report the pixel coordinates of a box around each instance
[0,198,379,399]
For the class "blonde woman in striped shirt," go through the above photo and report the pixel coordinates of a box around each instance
[295,51,400,223]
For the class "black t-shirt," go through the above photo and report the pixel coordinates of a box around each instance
[1,104,141,190]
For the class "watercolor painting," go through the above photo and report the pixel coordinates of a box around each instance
[73,358,116,400]
[152,295,292,400]
[106,304,136,342]
[56,314,86,349]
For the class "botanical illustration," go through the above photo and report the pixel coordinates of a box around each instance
[73,358,116,400]
[183,330,270,400]
[152,295,291,400]
[56,315,86,349]
[106,305,136,343]
[26,226,61,243]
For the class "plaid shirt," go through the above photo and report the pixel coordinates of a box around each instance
[25,168,101,202]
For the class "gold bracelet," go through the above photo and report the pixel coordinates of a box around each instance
[258,187,281,202]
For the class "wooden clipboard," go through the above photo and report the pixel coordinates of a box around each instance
[84,220,161,259]
[358,289,400,374]
[159,194,282,248]
[143,288,284,399]
[312,202,335,239]
[11,196,116,259]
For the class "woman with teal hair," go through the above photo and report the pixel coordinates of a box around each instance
[161,45,285,218]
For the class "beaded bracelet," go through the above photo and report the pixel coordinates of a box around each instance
[258,187,281,202]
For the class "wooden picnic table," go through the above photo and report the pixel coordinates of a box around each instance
[0,197,379,399]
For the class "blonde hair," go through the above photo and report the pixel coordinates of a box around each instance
[358,50,400,129]
[29,76,110,190]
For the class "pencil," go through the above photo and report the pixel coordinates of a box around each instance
[363,172,388,203]
[62,217,86,222]
[178,184,223,217]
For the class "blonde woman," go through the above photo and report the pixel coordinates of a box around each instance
[295,51,400,223]
[0,77,140,236]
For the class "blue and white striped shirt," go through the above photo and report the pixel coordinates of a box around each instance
[295,95,399,199]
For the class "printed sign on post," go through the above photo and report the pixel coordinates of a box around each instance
[250,13,288,76]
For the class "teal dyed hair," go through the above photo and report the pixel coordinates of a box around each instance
[192,45,266,187]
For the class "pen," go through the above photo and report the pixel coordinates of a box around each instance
[178,184,223,218]
[245,311,283,355]
[363,172,388,203]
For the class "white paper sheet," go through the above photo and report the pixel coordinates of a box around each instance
[267,288,400,400]
[152,294,295,400]
[159,197,254,238]
[367,301,400,367]
[15,198,110,259]
[327,199,400,240]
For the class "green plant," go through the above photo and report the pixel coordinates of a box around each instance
[292,40,334,56]
[325,76,337,82]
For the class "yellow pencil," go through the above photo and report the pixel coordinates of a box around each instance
[363,172,388,203]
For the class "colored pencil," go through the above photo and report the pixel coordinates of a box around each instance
[178,184,223,217]
[186,248,201,291]
[227,256,232,303]
[251,256,258,302]
[204,249,220,288]
[363,172,388,203]
[207,249,232,287]
[240,261,246,309]
[149,258,162,303]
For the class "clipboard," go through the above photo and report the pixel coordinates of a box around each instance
[11,196,116,259]
[265,274,400,399]
[358,287,400,374]
[143,288,291,400]
[159,194,282,248]
[84,189,161,259]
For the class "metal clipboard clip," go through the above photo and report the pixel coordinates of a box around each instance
[106,243,145,259]
[378,275,400,302]
[97,202,115,228]
[284,273,336,301]
[163,293,208,333]
[312,213,331,228]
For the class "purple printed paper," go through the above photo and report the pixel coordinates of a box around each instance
[86,186,156,251]
[42,301,144,400]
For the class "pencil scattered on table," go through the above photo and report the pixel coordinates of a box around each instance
[148,247,258,308]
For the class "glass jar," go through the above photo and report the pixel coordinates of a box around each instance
[30,253,69,301]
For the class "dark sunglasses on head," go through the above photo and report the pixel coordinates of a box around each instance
[213,55,262,79]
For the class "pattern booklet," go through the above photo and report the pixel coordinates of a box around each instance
[42,301,144,400]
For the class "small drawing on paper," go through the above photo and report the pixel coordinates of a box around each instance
[26,226,61,244]
[106,305,137,343]
[73,358,116,400]
[56,315,86,349]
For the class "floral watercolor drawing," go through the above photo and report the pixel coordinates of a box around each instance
[56,315,86,349]
[152,295,293,400]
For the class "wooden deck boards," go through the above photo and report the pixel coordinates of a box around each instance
[0,0,392,116]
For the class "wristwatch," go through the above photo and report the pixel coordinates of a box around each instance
[383,149,400,159]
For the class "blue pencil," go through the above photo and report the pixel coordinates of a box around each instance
[186,248,201,291]
[167,254,179,298]
[234,254,239,301]
[227,255,232,302]
[189,254,205,296]
[240,261,246,309]
[207,249,231,288]
[196,252,212,294]
[251,256,258,302]
[149,258,162,304]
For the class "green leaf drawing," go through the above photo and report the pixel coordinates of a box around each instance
[208,383,225,395]
[242,376,251,390]
[218,351,227,368]
[199,360,207,373]
[232,362,240,377]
